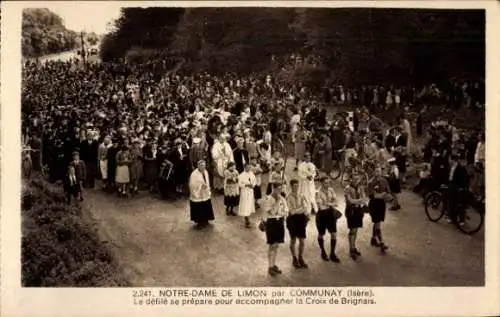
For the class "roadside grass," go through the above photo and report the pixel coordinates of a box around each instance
[21,175,130,287]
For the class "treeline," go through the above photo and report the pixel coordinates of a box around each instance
[100,8,485,84]
[22,8,100,58]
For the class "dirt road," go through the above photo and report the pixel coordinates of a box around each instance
[83,161,484,287]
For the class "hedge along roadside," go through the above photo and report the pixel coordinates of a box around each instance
[21,176,130,287]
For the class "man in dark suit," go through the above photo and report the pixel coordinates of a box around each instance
[447,154,470,225]
[233,138,249,173]
[79,131,99,188]
[63,165,83,203]
[69,151,86,201]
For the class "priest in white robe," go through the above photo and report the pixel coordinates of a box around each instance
[189,160,215,229]
[211,134,234,191]
[238,163,256,228]
[298,152,318,214]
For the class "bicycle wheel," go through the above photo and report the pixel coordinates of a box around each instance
[424,191,445,222]
[456,205,484,235]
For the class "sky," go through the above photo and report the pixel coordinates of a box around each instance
[44,3,123,34]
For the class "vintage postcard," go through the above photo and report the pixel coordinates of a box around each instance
[1,1,499,316]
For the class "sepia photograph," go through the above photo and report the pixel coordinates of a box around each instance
[3,1,500,316]
[17,4,488,288]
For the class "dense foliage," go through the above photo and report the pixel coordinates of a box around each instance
[22,8,99,58]
[22,9,78,57]
[100,8,484,84]
[99,7,185,62]
[21,176,130,286]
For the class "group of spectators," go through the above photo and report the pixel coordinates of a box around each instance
[19,54,486,274]
[21,55,484,207]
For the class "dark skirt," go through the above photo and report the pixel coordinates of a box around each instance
[224,195,240,207]
[190,199,215,224]
[265,218,285,245]
[266,183,273,195]
[395,155,407,174]
[315,208,338,235]
[286,213,308,239]
[368,198,386,223]
[254,186,262,200]
[345,204,364,229]
[388,177,401,193]
[144,161,159,185]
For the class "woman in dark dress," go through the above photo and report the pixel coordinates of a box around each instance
[106,140,119,191]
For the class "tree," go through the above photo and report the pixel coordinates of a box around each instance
[22,8,79,57]
[100,7,484,82]
[99,7,185,61]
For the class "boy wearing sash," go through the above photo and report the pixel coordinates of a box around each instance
[261,183,288,276]
[368,166,391,252]
[316,176,342,262]
[286,179,310,269]
[344,174,369,260]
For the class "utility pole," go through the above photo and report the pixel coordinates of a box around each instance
[80,31,87,67]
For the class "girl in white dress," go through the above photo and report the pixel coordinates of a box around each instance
[238,164,257,228]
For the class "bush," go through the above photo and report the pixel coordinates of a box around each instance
[21,176,130,287]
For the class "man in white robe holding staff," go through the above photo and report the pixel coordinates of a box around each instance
[298,152,318,215]
[189,160,215,229]
[212,134,234,193]
[238,163,256,228]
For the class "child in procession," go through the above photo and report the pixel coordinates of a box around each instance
[224,162,240,216]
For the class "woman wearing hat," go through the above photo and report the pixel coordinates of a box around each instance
[315,175,342,262]
[344,173,369,260]
[98,135,112,189]
[115,139,132,197]
[129,138,143,194]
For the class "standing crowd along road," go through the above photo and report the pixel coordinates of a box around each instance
[21,56,485,276]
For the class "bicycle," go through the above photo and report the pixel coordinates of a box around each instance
[424,184,484,235]
[338,157,370,188]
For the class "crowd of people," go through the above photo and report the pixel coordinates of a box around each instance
[21,56,485,276]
